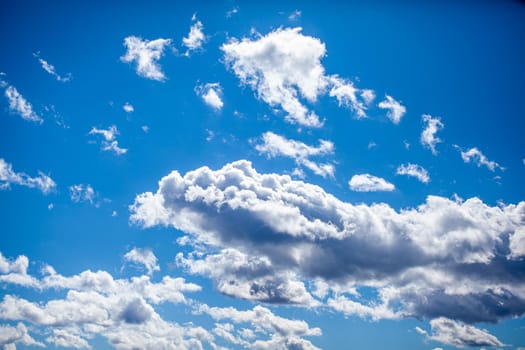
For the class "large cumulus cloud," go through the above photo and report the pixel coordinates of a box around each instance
[130,160,525,325]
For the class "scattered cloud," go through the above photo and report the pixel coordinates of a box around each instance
[396,163,430,183]
[141,125,149,133]
[2,83,43,124]
[226,6,239,18]
[89,125,128,155]
[123,102,134,113]
[131,160,525,324]
[455,146,503,172]
[0,158,56,194]
[349,174,395,192]
[195,82,224,110]
[255,131,335,178]
[425,318,503,348]
[33,52,72,82]
[378,95,406,124]
[0,251,321,349]
[288,10,302,21]
[121,36,171,81]
[182,15,205,55]
[124,247,160,275]
[69,184,97,205]
[421,114,444,155]
[222,28,376,127]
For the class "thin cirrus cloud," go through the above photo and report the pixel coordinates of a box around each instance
[378,95,406,124]
[33,52,72,82]
[88,125,128,155]
[254,131,335,178]
[130,160,525,327]
[0,158,56,194]
[195,82,224,111]
[396,163,430,183]
[121,36,172,81]
[221,27,375,128]
[0,251,322,350]
[349,173,395,192]
[455,145,503,172]
[421,114,444,155]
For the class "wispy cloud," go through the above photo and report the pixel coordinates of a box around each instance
[1,81,43,124]
[124,247,160,275]
[69,184,97,205]
[195,82,223,111]
[421,114,444,155]
[33,52,72,82]
[378,95,406,124]
[0,158,55,194]
[455,146,503,172]
[89,125,127,155]
[121,36,171,81]
[396,163,430,183]
[182,15,205,55]
[255,132,335,178]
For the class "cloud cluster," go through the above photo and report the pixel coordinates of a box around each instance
[121,36,171,81]
[131,160,525,330]
[0,251,321,350]
[254,132,334,178]
[221,27,374,127]
[348,173,395,192]
[89,125,127,155]
[69,184,97,205]
[0,158,56,194]
[195,82,224,110]
[182,15,206,55]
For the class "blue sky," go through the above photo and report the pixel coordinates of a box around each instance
[1,1,525,349]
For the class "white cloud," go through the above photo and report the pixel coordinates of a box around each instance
[426,318,503,348]
[195,83,223,110]
[421,114,444,155]
[288,10,302,21]
[123,102,134,113]
[3,85,43,124]
[396,163,430,183]
[0,322,44,349]
[508,228,525,259]
[456,146,503,172]
[69,184,97,205]
[33,52,71,82]
[255,131,335,178]
[221,28,375,127]
[0,251,321,350]
[89,125,127,155]
[0,158,56,194]
[130,160,525,324]
[226,7,239,18]
[378,95,406,124]
[349,174,395,192]
[182,16,205,55]
[121,36,171,81]
[124,248,160,275]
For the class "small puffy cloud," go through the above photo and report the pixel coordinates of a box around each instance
[33,52,71,82]
[328,76,373,118]
[349,174,395,192]
[195,83,223,111]
[123,102,134,113]
[426,318,503,348]
[182,16,205,55]
[2,84,43,124]
[455,146,503,172]
[378,95,406,124]
[421,114,444,155]
[131,160,525,324]
[255,131,335,178]
[69,184,97,205]
[89,125,127,155]
[124,247,160,275]
[0,158,56,194]
[121,36,171,81]
[396,163,430,183]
